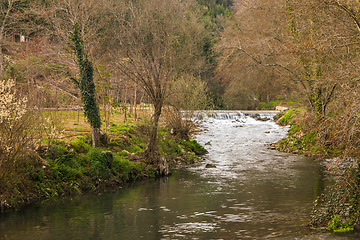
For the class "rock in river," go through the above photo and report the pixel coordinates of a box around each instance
[205,163,216,168]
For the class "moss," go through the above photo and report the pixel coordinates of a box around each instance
[287,101,298,105]
[288,124,300,135]
[111,156,132,179]
[118,150,130,157]
[184,152,197,160]
[158,135,183,158]
[108,140,121,147]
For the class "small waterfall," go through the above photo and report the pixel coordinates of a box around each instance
[191,111,246,121]
[185,110,278,122]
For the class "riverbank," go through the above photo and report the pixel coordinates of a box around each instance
[0,111,207,212]
[268,108,360,233]
[268,108,328,157]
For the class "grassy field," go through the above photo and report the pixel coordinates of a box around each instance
[47,106,154,140]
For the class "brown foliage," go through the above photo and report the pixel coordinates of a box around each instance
[215,0,297,108]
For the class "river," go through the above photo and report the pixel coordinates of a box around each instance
[0,111,359,239]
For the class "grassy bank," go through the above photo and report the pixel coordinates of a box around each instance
[256,100,301,110]
[0,109,207,212]
[269,108,329,156]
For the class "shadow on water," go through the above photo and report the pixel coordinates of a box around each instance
[1,111,360,239]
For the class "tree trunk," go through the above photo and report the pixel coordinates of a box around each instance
[123,107,127,123]
[71,25,102,148]
[129,98,132,114]
[146,101,162,162]
[134,83,137,121]
[92,127,100,148]
[139,90,144,117]
[107,96,111,132]
[0,44,4,77]
[103,94,107,134]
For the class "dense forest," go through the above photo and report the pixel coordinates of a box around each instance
[2,0,360,233]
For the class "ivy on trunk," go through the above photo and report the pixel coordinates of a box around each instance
[70,24,101,147]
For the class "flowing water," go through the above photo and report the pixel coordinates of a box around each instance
[1,111,359,239]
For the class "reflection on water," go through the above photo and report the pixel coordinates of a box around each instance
[0,111,359,239]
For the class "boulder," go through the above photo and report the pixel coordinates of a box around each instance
[205,163,216,168]
[275,106,289,112]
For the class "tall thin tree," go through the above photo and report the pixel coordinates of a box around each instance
[70,24,101,147]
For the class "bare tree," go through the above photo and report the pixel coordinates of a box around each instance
[215,0,295,109]
[215,0,360,116]
[109,0,206,161]
[276,0,360,118]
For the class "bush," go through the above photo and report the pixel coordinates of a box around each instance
[70,138,91,153]
[327,215,355,233]
[111,156,145,181]
[111,156,131,173]
[85,148,109,179]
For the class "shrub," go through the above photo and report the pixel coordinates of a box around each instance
[111,156,145,181]
[85,148,109,178]
[327,215,355,233]
[50,164,82,181]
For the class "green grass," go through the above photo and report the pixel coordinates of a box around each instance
[179,139,207,155]
[30,136,156,197]
[278,109,294,125]
[257,100,283,110]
